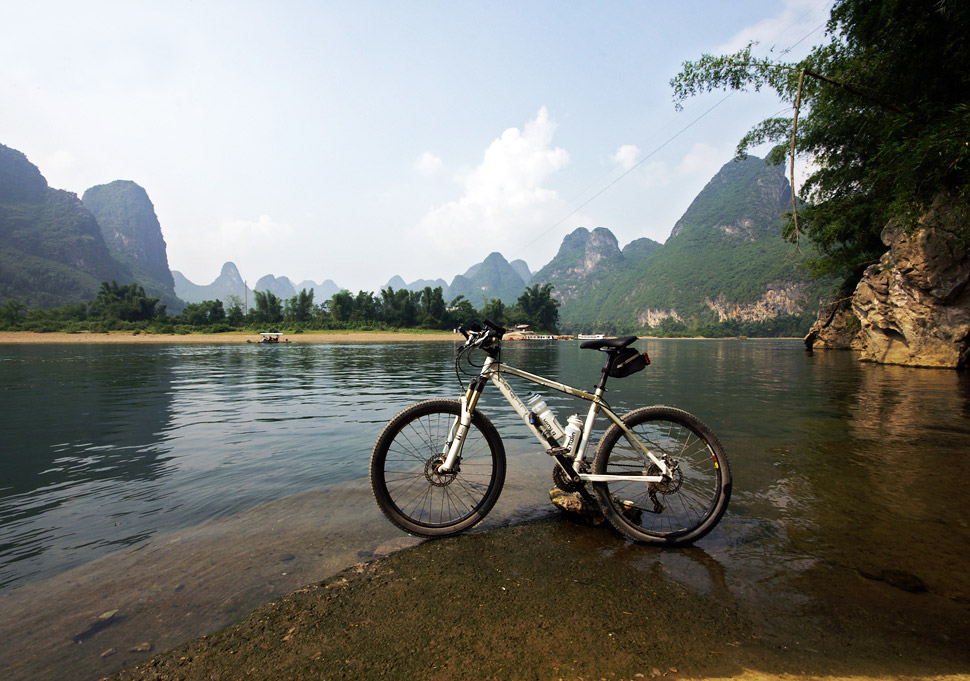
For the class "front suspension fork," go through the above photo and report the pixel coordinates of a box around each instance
[437,378,486,473]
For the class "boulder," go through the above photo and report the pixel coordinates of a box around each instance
[548,488,605,526]
[806,197,970,368]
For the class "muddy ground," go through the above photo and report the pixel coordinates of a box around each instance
[101,516,970,681]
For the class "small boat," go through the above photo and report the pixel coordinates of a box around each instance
[577,333,606,340]
[257,332,286,344]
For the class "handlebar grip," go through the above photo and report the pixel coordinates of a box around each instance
[482,319,507,337]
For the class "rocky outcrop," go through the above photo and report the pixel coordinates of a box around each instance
[806,197,970,368]
[0,144,130,307]
[804,297,862,349]
[82,180,179,310]
[637,308,681,328]
[705,281,807,322]
[533,227,625,304]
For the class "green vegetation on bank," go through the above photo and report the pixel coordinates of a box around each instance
[0,277,811,338]
[0,282,563,335]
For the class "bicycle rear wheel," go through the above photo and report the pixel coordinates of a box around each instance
[592,406,731,546]
[370,399,506,537]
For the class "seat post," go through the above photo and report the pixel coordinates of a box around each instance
[596,362,611,392]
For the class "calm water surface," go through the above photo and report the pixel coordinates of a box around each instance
[1,339,969,678]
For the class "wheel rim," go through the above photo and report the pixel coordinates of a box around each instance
[380,410,497,528]
[602,417,722,538]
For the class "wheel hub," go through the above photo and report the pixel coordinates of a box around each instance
[646,460,682,495]
[425,456,458,487]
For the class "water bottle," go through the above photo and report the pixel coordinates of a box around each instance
[563,414,583,454]
[526,392,565,442]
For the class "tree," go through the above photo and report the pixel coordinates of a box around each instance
[181,300,226,326]
[252,290,282,325]
[481,297,507,327]
[448,295,477,326]
[670,0,970,285]
[89,281,162,322]
[287,288,315,324]
[516,283,560,332]
[329,290,354,323]
[0,299,27,329]
[418,287,447,328]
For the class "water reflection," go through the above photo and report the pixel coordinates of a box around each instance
[4,339,969,597]
[0,346,177,587]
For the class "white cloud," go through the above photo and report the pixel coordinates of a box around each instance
[412,107,570,259]
[675,142,727,178]
[198,215,295,275]
[716,0,831,57]
[414,152,443,176]
[46,149,77,174]
[610,144,641,171]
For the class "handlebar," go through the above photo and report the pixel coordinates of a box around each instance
[455,319,507,348]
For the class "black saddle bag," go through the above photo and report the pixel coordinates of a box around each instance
[607,347,649,378]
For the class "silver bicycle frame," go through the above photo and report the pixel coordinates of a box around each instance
[438,354,668,483]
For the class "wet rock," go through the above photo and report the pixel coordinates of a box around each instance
[279,553,295,562]
[858,567,928,593]
[804,298,862,350]
[881,569,928,593]
[72,609,120,644]
[548,487,605,526]
[100,648,117,658]
[371,536,422,558]
[129,642,153,652]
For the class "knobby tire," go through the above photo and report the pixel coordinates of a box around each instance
[370,399,506,538]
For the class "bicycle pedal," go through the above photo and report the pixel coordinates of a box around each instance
[545,446,569,456]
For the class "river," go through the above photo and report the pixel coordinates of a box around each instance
[1,339,968,679]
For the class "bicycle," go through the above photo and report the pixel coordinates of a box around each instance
[370,320,731,546]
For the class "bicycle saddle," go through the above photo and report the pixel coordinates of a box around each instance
[579,336,638,351]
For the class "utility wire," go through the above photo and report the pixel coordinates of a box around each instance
[515,91,734,254]
[512,1,835,258]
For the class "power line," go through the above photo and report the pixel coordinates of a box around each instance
[515,91,734,254]
[512,1,834,257]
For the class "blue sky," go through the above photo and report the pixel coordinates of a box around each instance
[1,1,832,293]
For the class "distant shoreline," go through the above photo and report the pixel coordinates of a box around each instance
[0,330,462,344]
[0,331,806,345]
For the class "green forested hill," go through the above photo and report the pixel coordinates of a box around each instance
[534,157,833,334]
[0,144,131,307]
[82,180,180,310]
[448,252,529,306]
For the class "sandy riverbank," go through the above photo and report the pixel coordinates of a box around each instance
[101,516,970,681]
[0,330,461,344]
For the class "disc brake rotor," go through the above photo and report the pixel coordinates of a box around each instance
[646,460,682,495]
[425,456,457,487]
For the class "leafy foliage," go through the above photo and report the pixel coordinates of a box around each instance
[670,0,970,282]
[516,283,560,333]
[88,281,164,322]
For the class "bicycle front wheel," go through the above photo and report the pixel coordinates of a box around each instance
[370,399,506,538]
[592,406,731,546]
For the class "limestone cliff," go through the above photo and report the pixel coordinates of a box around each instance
[705,281,808,322]
[82,180,179,310]
[806,197,970,368]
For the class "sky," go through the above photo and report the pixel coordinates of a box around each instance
[1,0,833,293]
